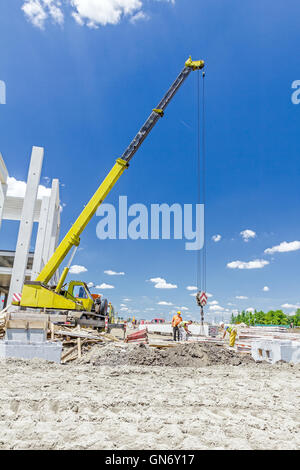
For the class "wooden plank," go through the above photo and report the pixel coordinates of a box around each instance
[50,322,55,341]
[99,332,120,342]
[61,339,88,361]
[77,337,82,359]
[55,330,102,340]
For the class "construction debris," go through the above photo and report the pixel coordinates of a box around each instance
[50,324,121,363]
[79,341,256,367]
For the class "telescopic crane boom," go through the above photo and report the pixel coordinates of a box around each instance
[20,57,204,311]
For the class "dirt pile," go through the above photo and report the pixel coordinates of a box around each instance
[79,341,255,367]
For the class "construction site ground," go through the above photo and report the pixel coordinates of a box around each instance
[0,328,299,450]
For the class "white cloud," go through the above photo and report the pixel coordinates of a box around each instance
[69,264,87,274]
[186,286,197,291]
[246,307,255,313]
[95,283,115,289]
[180,306,189,311]
[104,270,125,276]
[212,234,221,242]
[148,277,177,289]
[71,0,142,28]
[123,298,131,301]
[157,301,173,306]
[7,176,51,199]
[240,229,256,242]
[208,300,218,305]
[235,295,248,299]
[227,259,269,270]
[87,282,94,288]
[209,305,223,311]
[22,0,63,29]
[120,307,129,311]
[22,0,174,29]
[264,241,300,254]
[130,10,149,23]
[231,309,239,315]
[263,286,269,292]
[60,203,67,213]
[281,303,300,309]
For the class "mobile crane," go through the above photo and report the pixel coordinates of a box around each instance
[14,56,205,329]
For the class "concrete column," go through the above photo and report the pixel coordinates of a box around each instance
[8,147,44,304]
[51,206,61,284]
[31,195,50,280]
[0,153,8,230]
[42,179,60,285]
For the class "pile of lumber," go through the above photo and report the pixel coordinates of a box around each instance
[49,324,120,363]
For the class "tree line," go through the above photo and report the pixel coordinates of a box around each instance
[231,309,300,327]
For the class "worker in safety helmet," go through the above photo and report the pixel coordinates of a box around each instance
[220,322,237,347]
[179,320,193,341]
[172,311,182,341]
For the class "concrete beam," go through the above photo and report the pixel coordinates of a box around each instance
[2,196,42,222]
[8,147,44,304]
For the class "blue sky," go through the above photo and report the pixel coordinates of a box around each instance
[0,0,299,321]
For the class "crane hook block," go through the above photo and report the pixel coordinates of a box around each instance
[185,56,205,71]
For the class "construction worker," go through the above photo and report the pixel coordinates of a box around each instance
[171,311,182,341]
[179,320,193,341]
[220,322,237,347]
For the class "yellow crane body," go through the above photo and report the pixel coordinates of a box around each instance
[17,57,204,312]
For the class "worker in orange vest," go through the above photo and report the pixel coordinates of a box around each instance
[172,311,182,341]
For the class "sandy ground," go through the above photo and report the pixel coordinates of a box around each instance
[0,354,299,450]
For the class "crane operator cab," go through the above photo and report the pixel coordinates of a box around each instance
[64,281,94,311]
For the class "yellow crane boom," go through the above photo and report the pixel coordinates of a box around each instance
[20,57,204,311]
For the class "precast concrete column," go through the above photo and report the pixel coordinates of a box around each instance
[8,147,44,304]
[42,179,60,285]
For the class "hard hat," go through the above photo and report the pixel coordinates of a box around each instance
[177,311,181,315]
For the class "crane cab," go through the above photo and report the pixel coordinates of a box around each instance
[64,281,94,312]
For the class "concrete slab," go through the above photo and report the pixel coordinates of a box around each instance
[0,340,62,363]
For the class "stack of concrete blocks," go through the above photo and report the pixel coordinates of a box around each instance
[0,312,62,363]
[251,339,300,364]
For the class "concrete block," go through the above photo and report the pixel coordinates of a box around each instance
[251,339,300,364]
[5,328,47,343]
[0,340,62,363]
